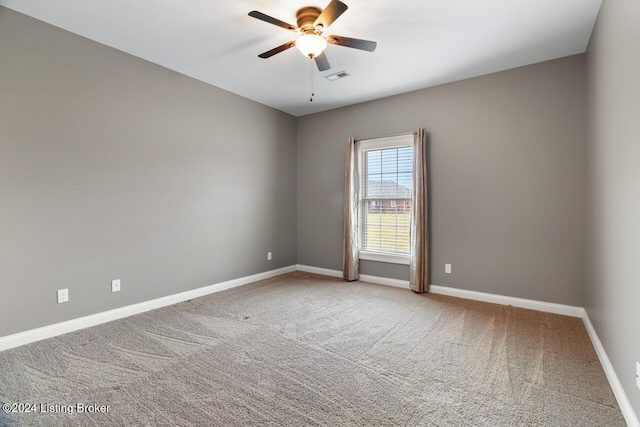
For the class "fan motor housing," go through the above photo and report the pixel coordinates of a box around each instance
[296,6,322,34]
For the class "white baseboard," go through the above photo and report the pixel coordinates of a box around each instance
[295,264,343,278]
[295,265,583,318]
[0,265,296,352]
[295,265,411,289]
[429,285,584,318]
[358,274,410,289]
[581,311,639,427]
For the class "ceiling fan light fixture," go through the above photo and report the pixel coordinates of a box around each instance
[295,34,327,58]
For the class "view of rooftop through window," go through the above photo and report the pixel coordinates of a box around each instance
[361,145,414,254]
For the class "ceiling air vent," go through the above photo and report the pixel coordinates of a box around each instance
[325,70,350,81]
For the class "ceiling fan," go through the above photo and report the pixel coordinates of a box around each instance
[248,0,377,72]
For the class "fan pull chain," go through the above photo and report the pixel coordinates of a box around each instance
[310,59,315,102]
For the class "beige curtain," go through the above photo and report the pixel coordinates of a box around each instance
[343,137,359,281]
[409,129,429,293]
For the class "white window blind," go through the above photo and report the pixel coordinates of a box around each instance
[358,135,414,257]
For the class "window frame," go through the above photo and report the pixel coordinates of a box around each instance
[357,134,414,266]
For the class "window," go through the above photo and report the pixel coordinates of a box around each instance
[358,134,414,264]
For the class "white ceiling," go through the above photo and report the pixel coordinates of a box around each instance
[0,0,602,117]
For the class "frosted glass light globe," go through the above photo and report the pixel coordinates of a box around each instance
[296,34,327,58]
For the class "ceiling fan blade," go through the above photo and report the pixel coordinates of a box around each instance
[258,41,297,59]
[314,52,331,71]
[327,35,377,52]
[248,11,298,32]
[314,0,348,30]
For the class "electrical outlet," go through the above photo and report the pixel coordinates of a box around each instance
[111,279,121,293]
[445,264,452,274]
[57,289,69,304]
[636,362,640,390]
[267,252,272,261]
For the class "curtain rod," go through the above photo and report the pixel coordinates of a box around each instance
[357,131,415,142]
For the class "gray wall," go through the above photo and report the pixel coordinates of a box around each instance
[297,55,587,306]
[0,7,297,337]
[586,0,640,417]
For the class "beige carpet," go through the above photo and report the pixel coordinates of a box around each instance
[0,272,625,426]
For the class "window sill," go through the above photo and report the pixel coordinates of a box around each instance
[359,250,410,265]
